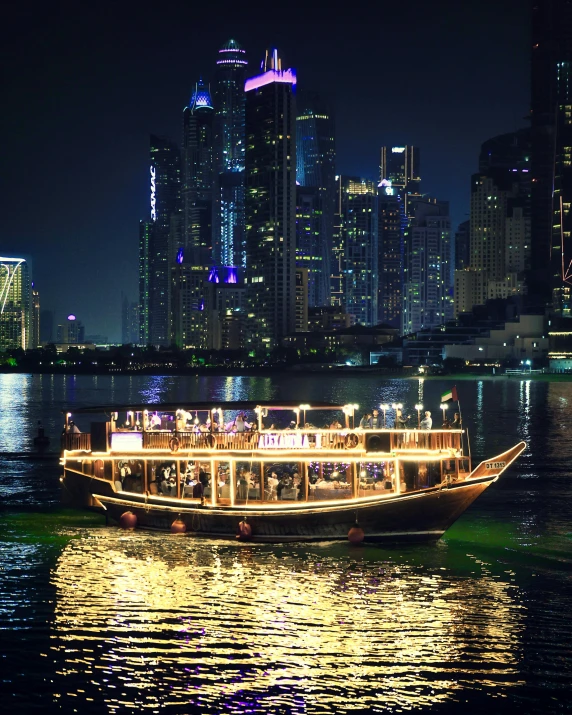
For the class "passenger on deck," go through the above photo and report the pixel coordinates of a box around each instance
[395,409,410,428]
[451,413,461,429]
[420,411,433,429]
[359,413,372,429]
[370,409,381,429]
[329,419,342,429]
[68,421,80,434]
[150,412,161,429]
[192,479,204,499]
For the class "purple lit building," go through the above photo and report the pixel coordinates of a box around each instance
[244,49,297,352]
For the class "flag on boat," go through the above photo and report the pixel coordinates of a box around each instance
[441,386,458,402]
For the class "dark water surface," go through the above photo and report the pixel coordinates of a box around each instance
[1,374,571,714]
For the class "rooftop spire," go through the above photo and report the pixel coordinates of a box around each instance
[189,77,213,111]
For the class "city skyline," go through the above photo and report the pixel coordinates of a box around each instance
[0,0,528,340]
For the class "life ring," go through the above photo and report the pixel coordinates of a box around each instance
[169,436,180,453]
[344,432,360,449]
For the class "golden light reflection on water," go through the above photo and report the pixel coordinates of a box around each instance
[49,534,524,713]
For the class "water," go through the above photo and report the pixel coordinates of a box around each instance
[1,373,572,713]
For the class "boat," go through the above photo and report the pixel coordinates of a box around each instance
[60,401,526,543]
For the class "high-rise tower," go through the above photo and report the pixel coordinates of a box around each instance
[377,182,406,329]
[147,135,181,346]
[530,0,572,310]
[244,49,297,351]
[340,177,378,326]
[295,92,336,305]
[380,146,421,218]
[182,79,214,265]
[213,39,248,269]
[0,256,31,350]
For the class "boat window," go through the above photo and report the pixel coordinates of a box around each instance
[216,461,231,500]
[114,459,144,494]
[235,462,261,502]
[358,461,394,497]
[308,461,353,501]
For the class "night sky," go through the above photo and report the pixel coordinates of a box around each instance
[1,0,529,342]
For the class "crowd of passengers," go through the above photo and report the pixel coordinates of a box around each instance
[67,407,462,436]
[113,460,388,500]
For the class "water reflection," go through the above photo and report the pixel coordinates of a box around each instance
[49,535,524,713]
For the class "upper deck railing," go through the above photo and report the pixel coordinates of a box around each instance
[62,428,463,455]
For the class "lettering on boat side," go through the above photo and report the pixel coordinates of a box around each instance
[258,433,319,449]
[485,461,506,469]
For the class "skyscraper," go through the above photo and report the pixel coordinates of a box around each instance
[146,135,181,346]
[295,185,324,307]
[296,92,336,305]
[138,220,152,345]
[121,294,139,345]
[377,182,406,329]
[530,0,572,309]
[244,49,297,351]
[213,39,248,269]
[31,284,40,349]
[454,168,527,315]
[340,177,378,326]
[380,146,422,218]
[0,256,31,350]
[455,220,470,271]
[402,199,453,335]
[182,79,214,265]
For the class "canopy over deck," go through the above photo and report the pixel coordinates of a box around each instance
[64,401,344,415]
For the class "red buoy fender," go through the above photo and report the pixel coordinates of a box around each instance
[237,520,252,541]
[348,525,365,544]
[171,519,186,534]
[119,511,137,530]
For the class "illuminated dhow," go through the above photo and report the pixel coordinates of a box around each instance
[60,401,525,542]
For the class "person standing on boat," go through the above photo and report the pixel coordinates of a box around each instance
[192,478,204,499]
[395,409,410,428]
[359,413,372,429]
[370,409,381,429]
[420,411,432,429]
[451,413,461,428]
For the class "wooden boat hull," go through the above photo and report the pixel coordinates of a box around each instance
[61,441,526,543]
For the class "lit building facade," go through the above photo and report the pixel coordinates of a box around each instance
[171,264,213,350]
[402,200,453,335]
[0,257,31,350]
[147,135,181,346]
[380,146,421,218]
[530,0,572,307]
[454,167,529,315]
[295,93,336,305]
[57,315,85,344]
[244,49,297,351]
[455,220,470,270]
[138,220,152,345]
[377,182,406,329]
[31,285,40,349]
[340,177,378,326]
[183,79,214,265]
[213,39,248,269]
[330,175,344,307]
[295,185,324,307]
[121,294,139,345]
[552,57,572,315]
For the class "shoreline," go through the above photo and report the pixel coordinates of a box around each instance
[0,366,570,381]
